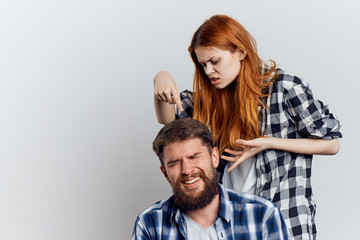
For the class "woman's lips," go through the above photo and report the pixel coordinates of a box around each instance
[210,78,219,85]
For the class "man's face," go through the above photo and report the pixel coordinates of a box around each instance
[160,138,219,211]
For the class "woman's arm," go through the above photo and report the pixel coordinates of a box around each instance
[252,137,339,155]
[222,137,340,172]
[153,71,183,124]
[154,95,176,124]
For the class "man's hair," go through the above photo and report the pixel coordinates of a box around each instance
[153,119,214,166]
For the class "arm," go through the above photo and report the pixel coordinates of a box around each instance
[248,137,339,155]
[153,71,183,124]
[131,217,151,240]
[263,206,289,240]
[224,75,341,172]
[222,137,340,172]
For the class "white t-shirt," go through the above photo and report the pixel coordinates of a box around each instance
[221,156,256,194]
[183,213,218,240]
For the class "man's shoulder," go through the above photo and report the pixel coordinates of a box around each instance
[137,196,176,220]
[132,196,178,239]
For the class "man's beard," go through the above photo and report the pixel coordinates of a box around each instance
[172,169,218,212]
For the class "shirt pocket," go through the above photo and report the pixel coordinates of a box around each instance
[257,150,293,200]
[259,150,288,182]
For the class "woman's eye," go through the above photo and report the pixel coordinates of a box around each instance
[212,60,219,65]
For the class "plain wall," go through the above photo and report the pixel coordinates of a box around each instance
[0,0,359,239]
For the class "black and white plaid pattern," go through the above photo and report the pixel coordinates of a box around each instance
[175,70,342,239]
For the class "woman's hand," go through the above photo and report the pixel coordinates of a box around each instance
[221,137,340,172]
[221,138,270,173]
[154,71,184,112]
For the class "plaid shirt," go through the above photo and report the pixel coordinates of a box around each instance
[132,185,289,240]
[175,70,342,239]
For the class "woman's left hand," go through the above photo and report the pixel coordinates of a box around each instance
[221,136,340,173]
[221,137,270,173]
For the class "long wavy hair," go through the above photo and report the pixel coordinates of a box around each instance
[188,15,277,153]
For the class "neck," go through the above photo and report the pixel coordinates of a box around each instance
[185,192,220,229]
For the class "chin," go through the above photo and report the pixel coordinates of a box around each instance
[213,84,225,89]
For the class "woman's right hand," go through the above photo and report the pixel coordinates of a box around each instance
[153,71,184,112]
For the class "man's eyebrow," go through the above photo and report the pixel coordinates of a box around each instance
[167,159,180,166]
[189,152,201,158]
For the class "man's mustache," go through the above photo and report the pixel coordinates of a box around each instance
[176,171,207,184]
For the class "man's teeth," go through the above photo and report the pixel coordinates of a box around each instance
[185,177,200,184]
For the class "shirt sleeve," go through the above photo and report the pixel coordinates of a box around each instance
[263,207,289,240]
[131,216,151,240]
[175,89,194,119]
[283,75,342,139]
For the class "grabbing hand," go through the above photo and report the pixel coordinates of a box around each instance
[153,71,184,112]
[221,137,270,172]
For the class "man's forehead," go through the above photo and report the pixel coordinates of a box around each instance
[163,138,206,158]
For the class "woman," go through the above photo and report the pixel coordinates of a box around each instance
[153,15,341,239]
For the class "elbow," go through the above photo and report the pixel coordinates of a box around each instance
[153,71,169,83]
[156,115,173,125]
[331,145,340,155]
[156,114,166,125]
[327,139,340,155]
[157,118,168,125]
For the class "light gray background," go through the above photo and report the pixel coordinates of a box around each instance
[0,0,359,239]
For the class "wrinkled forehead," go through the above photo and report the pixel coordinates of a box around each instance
[162,138,209,161]
[195,46,226,62]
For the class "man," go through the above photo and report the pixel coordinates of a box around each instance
[132,119,288,239]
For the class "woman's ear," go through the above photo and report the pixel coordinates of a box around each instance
[238,49,247,61]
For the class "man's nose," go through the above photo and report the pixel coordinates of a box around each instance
[181,160,193,175]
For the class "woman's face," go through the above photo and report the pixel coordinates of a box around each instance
[195,46,246,89]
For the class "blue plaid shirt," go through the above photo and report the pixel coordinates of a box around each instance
[132,185,289,240]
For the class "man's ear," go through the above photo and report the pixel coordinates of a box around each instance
[238,49,247,61]
[211,147,220,168]
[160,166,170,183]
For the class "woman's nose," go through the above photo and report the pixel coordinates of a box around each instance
[204,64,214,76]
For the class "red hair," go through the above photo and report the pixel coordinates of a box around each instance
[188,15,277,153]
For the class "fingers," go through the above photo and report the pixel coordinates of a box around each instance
[164,90,175,104]
[172,91,184,112]
[227,156,247,172]
[221,148,246,163]
[155,90,170,103]
[236,139,253,147]
[223,148,243,156]
[221,147,247,163]
[222,138,269,173]
[227,161,241,172]
[155,89,183,111]
[222,145,255,172]
[153,71,183,111]
[221,154,241,162]
[169,87,183,112]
